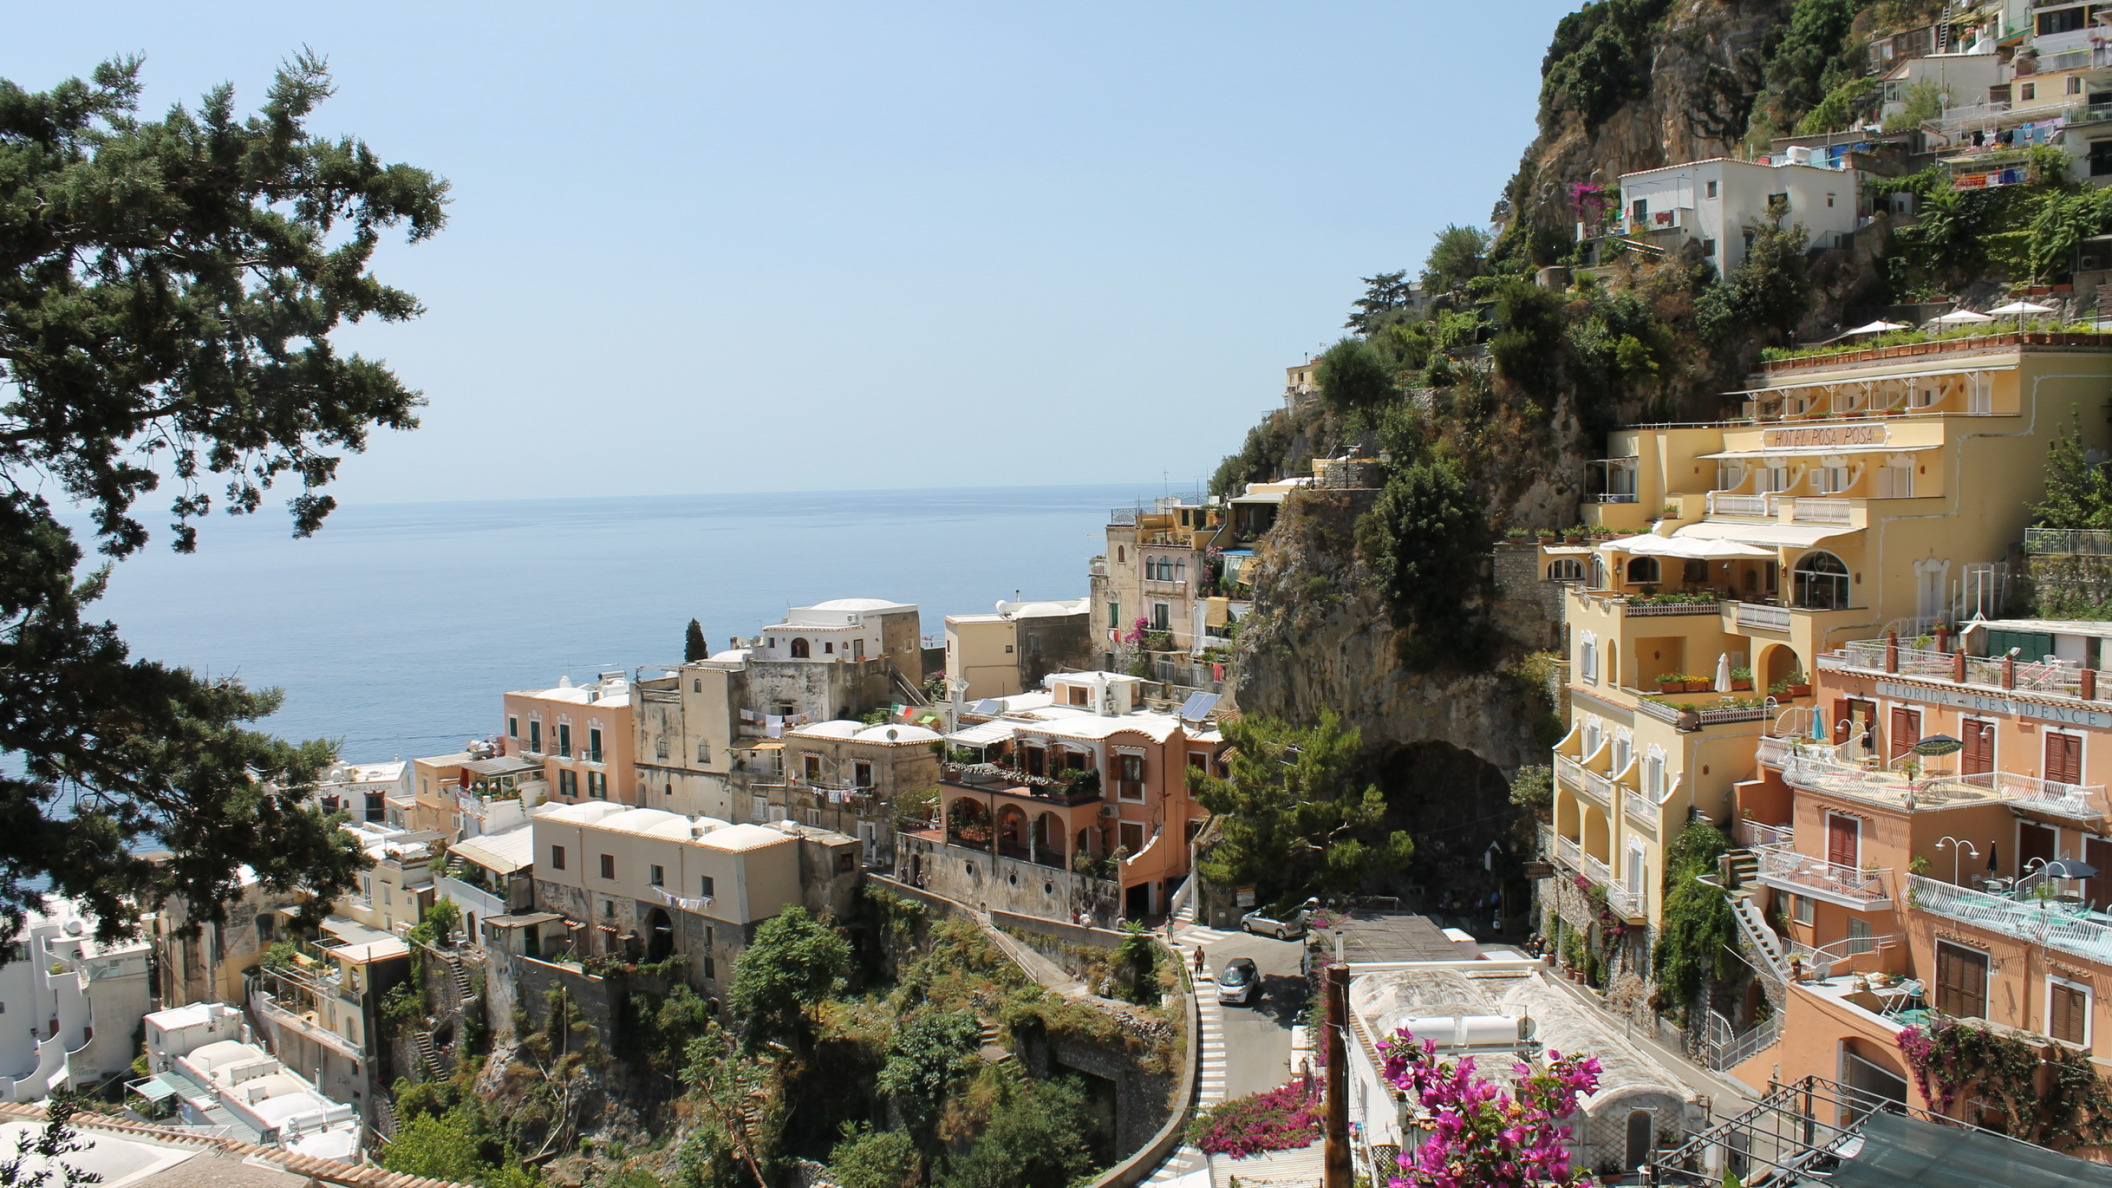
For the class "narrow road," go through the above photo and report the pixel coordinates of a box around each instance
[1197,928,1307,1100]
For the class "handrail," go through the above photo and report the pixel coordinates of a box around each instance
[1755,844,1891,905]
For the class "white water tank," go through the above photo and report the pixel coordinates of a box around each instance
[1400,1014,1534,1049]
[1785,146,1814,167]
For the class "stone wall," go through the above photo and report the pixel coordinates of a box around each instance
[1538,866,1656,1028]
[1017,1029,1179,1163]
[897,833,1121,926]
[1490,543,1568,653]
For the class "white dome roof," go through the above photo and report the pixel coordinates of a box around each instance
[811,598,904,611]
[854,724,941,744]
[794,720,864,739]
[709,648,749,662]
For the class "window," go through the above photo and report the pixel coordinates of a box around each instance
[599,853,615,880]
[1029,633,1042,655]
[1548,557,1585,582]
[1682,559,1707,585]
[2039,7,2084,36]
[700,875,716,898]
[1793,893,1813,925]
[1611,731,1632,776]
[790,637,810,658]
[1643,747,1665,801]
[1109,601,1121,630]
[1826,193,1836,208]
[551,845,566,871]
[588,772,607,799]
[2094,140,2112,178]
[648,864,665,887]
[1119,821,1145,853]
[1627,556,1661,585]
[1826,813,1860,870]
[507,716,518,738]
[804,755,822,782]
[1705,179,1718,199]
[2051,977,2091,1046]
[1936,941,1990,1019]
[1152,603,1170,630]
[559,770,578,798]
[2023,82,2039,101]
[557,723,571,757]
[604,899,615,917]
[1631,198,1647,224]
[1579,632,1599,684]
[2048,731,2085,786]
[698,741,710,764]
[1962,719,1995,775]
[1701,238,1716,257]
[1846,917,1873,955]
[693,678,701,692]
[530,720,543,753]
[1118,753,1146,800]
[588,727,603,759]
[655,732,669,759]
[1793,551,1850,610]
[1023,746,1045,777]
[854,761,873,787]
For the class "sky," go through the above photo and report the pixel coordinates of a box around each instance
[7,1,1579,504]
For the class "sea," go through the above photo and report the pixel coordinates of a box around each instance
[84,484,1150,762]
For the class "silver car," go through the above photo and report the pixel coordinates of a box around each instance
[1217,956,1261,1005]
[1241,899,1315,939]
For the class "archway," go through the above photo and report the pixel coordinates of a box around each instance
[646,908,674,965]
[1583,804,1611,864]
[1034,812,1067,866]
[1625,1110,1653,1170]
[790,637,811,658]
[1792,551,1849,610]
[946,797,990,846]
[1760,643,1801,692]
[995,804,1030,860]
[1554,786,1579,843]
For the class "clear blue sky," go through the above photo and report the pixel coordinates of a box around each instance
[8,2,1579,503]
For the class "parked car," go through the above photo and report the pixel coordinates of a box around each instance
[1241,899,1316,940]
[1217,956,1261,1006]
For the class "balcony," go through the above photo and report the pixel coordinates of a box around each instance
[1791,497,1851,525]
[1826,636,2112,707]
[1555,755,1588,792]
[1142,579,1189,595]
[1733,602,1791,632]
[255,993,365,1061]
[1737,819,1794,850]
[1754,845,1892,910]
[1605,881,1645,921]
[1624,791,1661,831]
[1707,493,1771,518]
[1907,874,2112,966]
[1553,834,1583,870]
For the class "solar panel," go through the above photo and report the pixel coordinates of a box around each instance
[969,698,1004,716]
[1178,691,1220,721]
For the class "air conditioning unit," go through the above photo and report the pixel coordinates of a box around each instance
[1100,805,1119,818]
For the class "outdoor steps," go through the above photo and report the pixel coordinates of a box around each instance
[369,1091,399,1139]
[976,1022,1016,1067]
[412,1029,442,1080]
[1728,892,1786,980]
[1726,848,1760,889]
[438,949,475,1005]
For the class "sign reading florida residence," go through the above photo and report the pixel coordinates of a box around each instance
[1762,423,1889,450]
[1874,680,2112,729]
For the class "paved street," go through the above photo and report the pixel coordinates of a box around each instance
[1198,928,1308,1100]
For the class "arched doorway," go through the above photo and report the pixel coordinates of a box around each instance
[1792,551,1849,610]
[1034,812,1067,866]
[1583,804,1611,864]
[790,637,811,658]
[646,908,674,965]
[947,797,991,846]
[1760,643,1800,692]
[996,804,1029,859]
[1625,1109,1653,1170]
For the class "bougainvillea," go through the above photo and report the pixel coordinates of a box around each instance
[1897,1019,2112,1150]
[1382,1029,1602,1188]
[1185,1078,1321,1157]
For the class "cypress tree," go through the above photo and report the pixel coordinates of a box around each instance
[684,618,708,663]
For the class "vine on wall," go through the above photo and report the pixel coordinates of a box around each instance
[1898,1019,2112,1151]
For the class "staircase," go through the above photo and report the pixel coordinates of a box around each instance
[976,1022,1016,1067]
[1727,892,1786,981]
[436,949,476,1005]
[412,1029,442,1079]
[1725,848,1760,890]
[369,1091,399,1141]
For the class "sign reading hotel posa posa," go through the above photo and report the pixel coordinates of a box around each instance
[1762,423,1889,449]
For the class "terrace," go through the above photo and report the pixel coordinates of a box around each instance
[1753,844,1893,910]
[1907,873,2112,966]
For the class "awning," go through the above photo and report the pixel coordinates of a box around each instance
[1699,443,1940,459]
[946,720,1015,747]
[1603,534,1773,560]
[1728,363,2018,395]
[1675,521,1860,548]
[1830,1109,2112,1188]
[130,1076,179,1102]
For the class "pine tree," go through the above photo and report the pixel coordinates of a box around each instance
[685,618,708,663]
[2033,410,2112,530]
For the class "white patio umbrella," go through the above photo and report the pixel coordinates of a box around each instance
[1843,320,1907,336]
[1988,299,2056,332]
[1715,653,1732,693]
[1931,308,1994,326]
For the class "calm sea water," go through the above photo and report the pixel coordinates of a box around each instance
[85,484,1146,761]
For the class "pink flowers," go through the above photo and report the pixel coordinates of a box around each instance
[1185,1078,1322,1158]
[1380,1030,1602,1188]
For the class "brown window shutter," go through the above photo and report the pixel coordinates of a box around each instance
[2052,983,2086,1045]
[1828,815,1859,869]
[1963,721,1993,776]
[1833,699,1851,744]
[1889,707,1921,761]
[2048,733,2083,785]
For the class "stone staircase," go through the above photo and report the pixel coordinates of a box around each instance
[1727,891,1786,981]
[412,1029,443,1080]
[437,948,476,1006]
[369,1091,399,1140]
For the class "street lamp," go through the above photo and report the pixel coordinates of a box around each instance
[1934,836,1979,886]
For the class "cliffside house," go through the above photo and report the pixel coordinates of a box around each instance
[0,898,151,1103]
[132,1001,361,1160]
[502,671,635,809]
[944,597,1093,701]
[1613,156,1862,273]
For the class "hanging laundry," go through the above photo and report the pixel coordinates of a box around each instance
[766,715,785,738]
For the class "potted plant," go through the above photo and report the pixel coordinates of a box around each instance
[1783,670,1811,697]
[1658,673,1683,693]
[1505,526,1530,543]
[1730,665,1754,691]
[1660,502,1681,519]
[1538,528,1560,545]
[1564,525,1588,544]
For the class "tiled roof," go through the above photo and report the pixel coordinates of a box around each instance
[0,1102,477,1188]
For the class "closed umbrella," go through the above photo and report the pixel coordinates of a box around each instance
[1715,653,1731,693]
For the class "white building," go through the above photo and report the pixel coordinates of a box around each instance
[752,597,921,665]
[132,1001,361,1161]
[1616,157,1862,273]
[0,898,151,1102]
[314,760,411,827]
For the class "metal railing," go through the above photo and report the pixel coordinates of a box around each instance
[1581,852,1614,888]
[1707,1013,1783,1072]
[1576,769,1613,806]
[1606,880,1644,919]
[1554,834,1583,870]
[1992,771,2110,819]
[1621,598,1724,617]
[1738,819,1794,852]
[1554,754,1587,791]
[1908,874,2112,966]
[1734,602,1791,632]
[2026,526,2112,556]
[1755,845,1891,906]
[1755,736,1792,768]
[1786,932,1899,980]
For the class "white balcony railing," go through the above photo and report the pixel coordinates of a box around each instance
[1908,874,2112,966]
[1738,819,1795,851]
[1707,492,1770,518]
[1580,770,1614,807]
[1582,852,1614,888]
[1735,602,1792,632]
[1992,771,2111,820]
[1555,835,1583,869]
[1606,881,1645,920]
[1792,498,1852,525]
[1624,791,1661,830]
[1555,755,1587,791]
[1756,736,1793,768]
[1755,845,1891,907]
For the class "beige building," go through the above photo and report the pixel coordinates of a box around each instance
[529,804,860,995]
[153,866,303,1012]
[334,823,443,939]
[943,597,1092,701]
[408,751,543,840]
[1541,332,2112,983]
[501,672,635,808]
[634,597,932,820]
[251,917,411,1116]
[1091,495,1229,665]
[770,720,944,867]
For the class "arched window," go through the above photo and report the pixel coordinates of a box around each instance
[790,637,811,658]
[1628,556,1661,585]
[1793,551,1850,610]
[1548,557,1585,582]
[1117,546,1125,563]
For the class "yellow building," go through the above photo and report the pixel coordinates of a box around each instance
[1542,332,2112,982]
